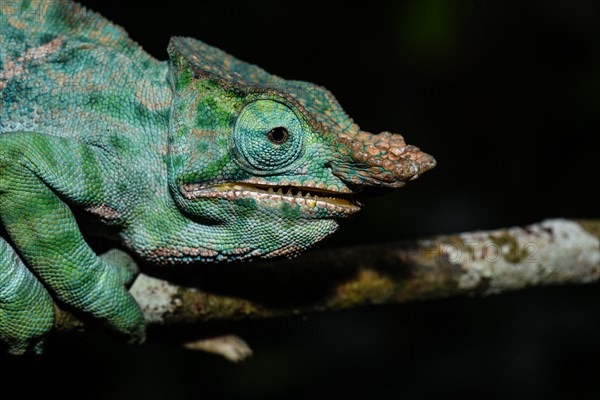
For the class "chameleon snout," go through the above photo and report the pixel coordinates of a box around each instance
[332,130,436,188]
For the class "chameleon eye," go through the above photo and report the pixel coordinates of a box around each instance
[267,127,289,144]
[234,100,304,173]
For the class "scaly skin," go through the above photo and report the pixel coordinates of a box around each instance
[0,0,435,353]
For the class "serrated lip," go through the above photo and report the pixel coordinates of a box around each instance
[179,182,361,215]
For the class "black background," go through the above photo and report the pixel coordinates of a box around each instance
[4,1,600,399]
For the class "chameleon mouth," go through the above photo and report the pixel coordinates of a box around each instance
[180,182,360,215]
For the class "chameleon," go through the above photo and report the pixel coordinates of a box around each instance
[0,0,435,354]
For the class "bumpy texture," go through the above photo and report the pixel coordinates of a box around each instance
[0,0,435,353]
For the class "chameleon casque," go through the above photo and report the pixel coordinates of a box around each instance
[0,0,435,354]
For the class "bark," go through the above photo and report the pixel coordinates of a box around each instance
[55,219,600,332]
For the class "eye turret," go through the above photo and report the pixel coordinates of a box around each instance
[233,100,304,174]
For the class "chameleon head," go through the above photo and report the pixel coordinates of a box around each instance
[164,37,435,260]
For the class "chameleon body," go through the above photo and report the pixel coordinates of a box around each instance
[0,0,435,353]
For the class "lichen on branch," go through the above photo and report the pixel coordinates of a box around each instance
[55,219,600,332]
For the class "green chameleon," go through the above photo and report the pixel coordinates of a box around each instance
[0,0,435,354]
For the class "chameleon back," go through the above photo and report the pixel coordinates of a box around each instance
[0,0,170,144]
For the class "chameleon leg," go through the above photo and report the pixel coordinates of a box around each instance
[0,181,145,344]
[0,237,54,354]
[0,134,146,345]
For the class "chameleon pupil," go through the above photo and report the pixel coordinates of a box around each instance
[267,127,288,144]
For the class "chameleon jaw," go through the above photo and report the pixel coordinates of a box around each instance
[179,182,361,215]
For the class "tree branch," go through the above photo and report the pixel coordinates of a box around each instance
[55,219,600,332]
